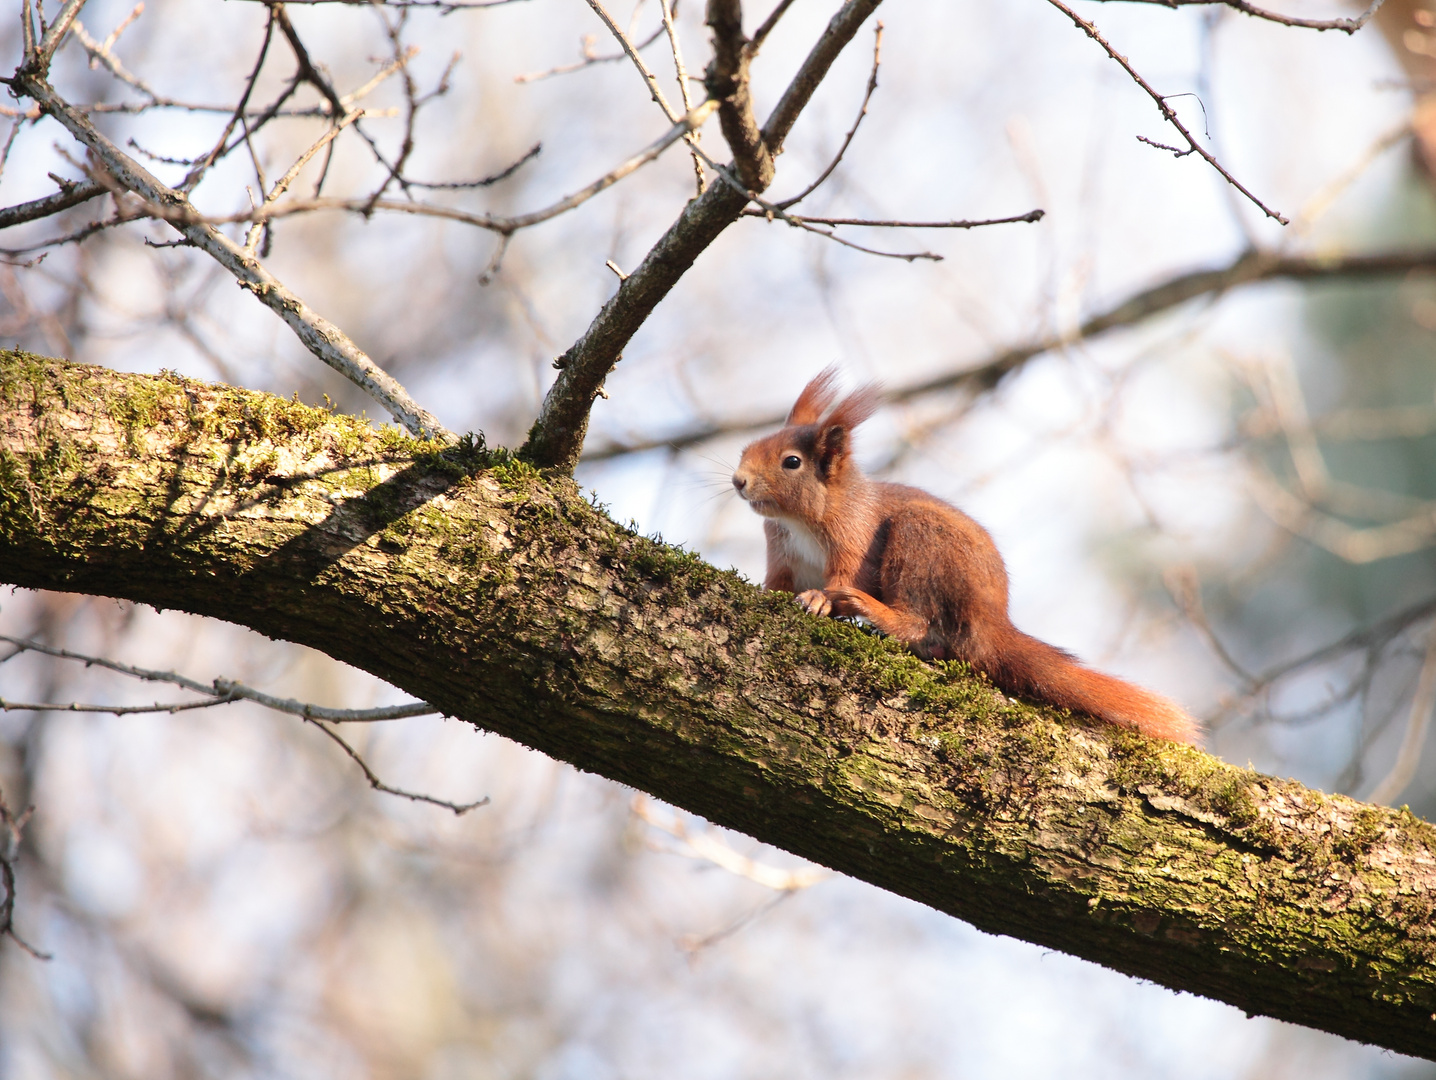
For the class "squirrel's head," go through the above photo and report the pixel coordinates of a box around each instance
[732,366,881,521]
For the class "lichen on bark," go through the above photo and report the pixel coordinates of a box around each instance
[2,350,1436,1059]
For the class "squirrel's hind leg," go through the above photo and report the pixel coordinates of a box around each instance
[821,587,943,656]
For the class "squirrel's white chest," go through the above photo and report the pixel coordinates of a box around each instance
[773,518,827,591]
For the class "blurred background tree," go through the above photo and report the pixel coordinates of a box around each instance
[4,0,1436,1075]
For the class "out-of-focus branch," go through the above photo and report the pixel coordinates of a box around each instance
[585,0,681,121]
[775,21,882,210]
[1366,620,1436,805]
[632,795,827,890]
[522,0,884,472]
[580,246,1436,460]
[660,0,705,193]
[749,0,798,54]
[0,788,48,960]
[514,25,666,84]
[706,0,774,190]
[1045,0,1288,224]
[739,209,1046,228]
[305,721,489,814]
[1093,0,1388,34]
[0,178,105,229]
[697,142,942,260]
[9,72,450,439]
[0,633,435,722]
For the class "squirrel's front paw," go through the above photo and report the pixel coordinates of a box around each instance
[795,589,833,618]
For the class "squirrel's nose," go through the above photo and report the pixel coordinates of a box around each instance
[732,475,747,493]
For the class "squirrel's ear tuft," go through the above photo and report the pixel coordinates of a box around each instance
[825,385,882,433]
[787,365,842,426]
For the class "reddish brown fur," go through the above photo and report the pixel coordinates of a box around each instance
[732,368,1199,744]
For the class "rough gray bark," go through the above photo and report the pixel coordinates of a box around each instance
[3,351,1436,1060]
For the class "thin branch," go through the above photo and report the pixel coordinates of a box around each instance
[633,795,826,890]
[740,209,1046,228]
[0,634,435,722]
[521,0,885,472]
[775,21,882,210]
[230,100,717,233]
[232,0,531,7]
[245,107,363,254]
[1093,0,1388,34]
[514,24,667,84]
[580,246,1436,460]
[305,720,489,814]
[749,0,798,55]
[1365,619,1436,805]
[404,142,541,190]
[33,0,88,68]
[10,72,451,439]
[211,678,436,722]
[0,789,49,961]
[1163,565,1258,685]
[0,696,237,715]
[1044,0,1288,224]
[700,145,941,261]
[659,0,705,194]
[177,7,278,192]
[70,11,165,108]
[0,178,106,229]
[584,0,680,121]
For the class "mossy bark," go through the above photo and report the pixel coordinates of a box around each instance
[3,351,1435,1058]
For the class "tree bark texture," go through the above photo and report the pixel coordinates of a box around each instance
[3,352,1436,1059]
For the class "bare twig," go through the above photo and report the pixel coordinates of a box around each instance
[659,0,705,193]
[0,789,49,960]
[33,0,89,68]
[1045,0,1288,224]
[245,108,363,254]
[776,21,883,210]
[0,696,238,715]
[1093,0,1388,34]
[0,178,106,229]
[706,0,774,189]
[240,100,715,233]
[514,25,667,84]
[749,0,798,54]
[1366,619,1436,805]
[1163,565,1257,684]
[740,209,1046,228]
[70,11,164,107]
[305,721,489,814]
[404,142,541,190]
[178,8,279,192]
[522,0,885,472]
[584,0,680,121]
[10,73,450,439]
[233,0,530,7]
[700,145,941,260]
[580,246,1436,459]
[631,795,826,890]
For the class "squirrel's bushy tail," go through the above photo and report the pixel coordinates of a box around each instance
[983,627,1200,744]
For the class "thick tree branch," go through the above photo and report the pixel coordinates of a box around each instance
[705,0,774,190]
[4,353,1436,1058]
[582,246,1436,460]
[522,0,883,472]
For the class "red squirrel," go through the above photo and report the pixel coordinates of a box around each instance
[731,368,1199,743]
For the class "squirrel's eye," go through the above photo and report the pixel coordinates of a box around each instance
[782,455,802,470]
